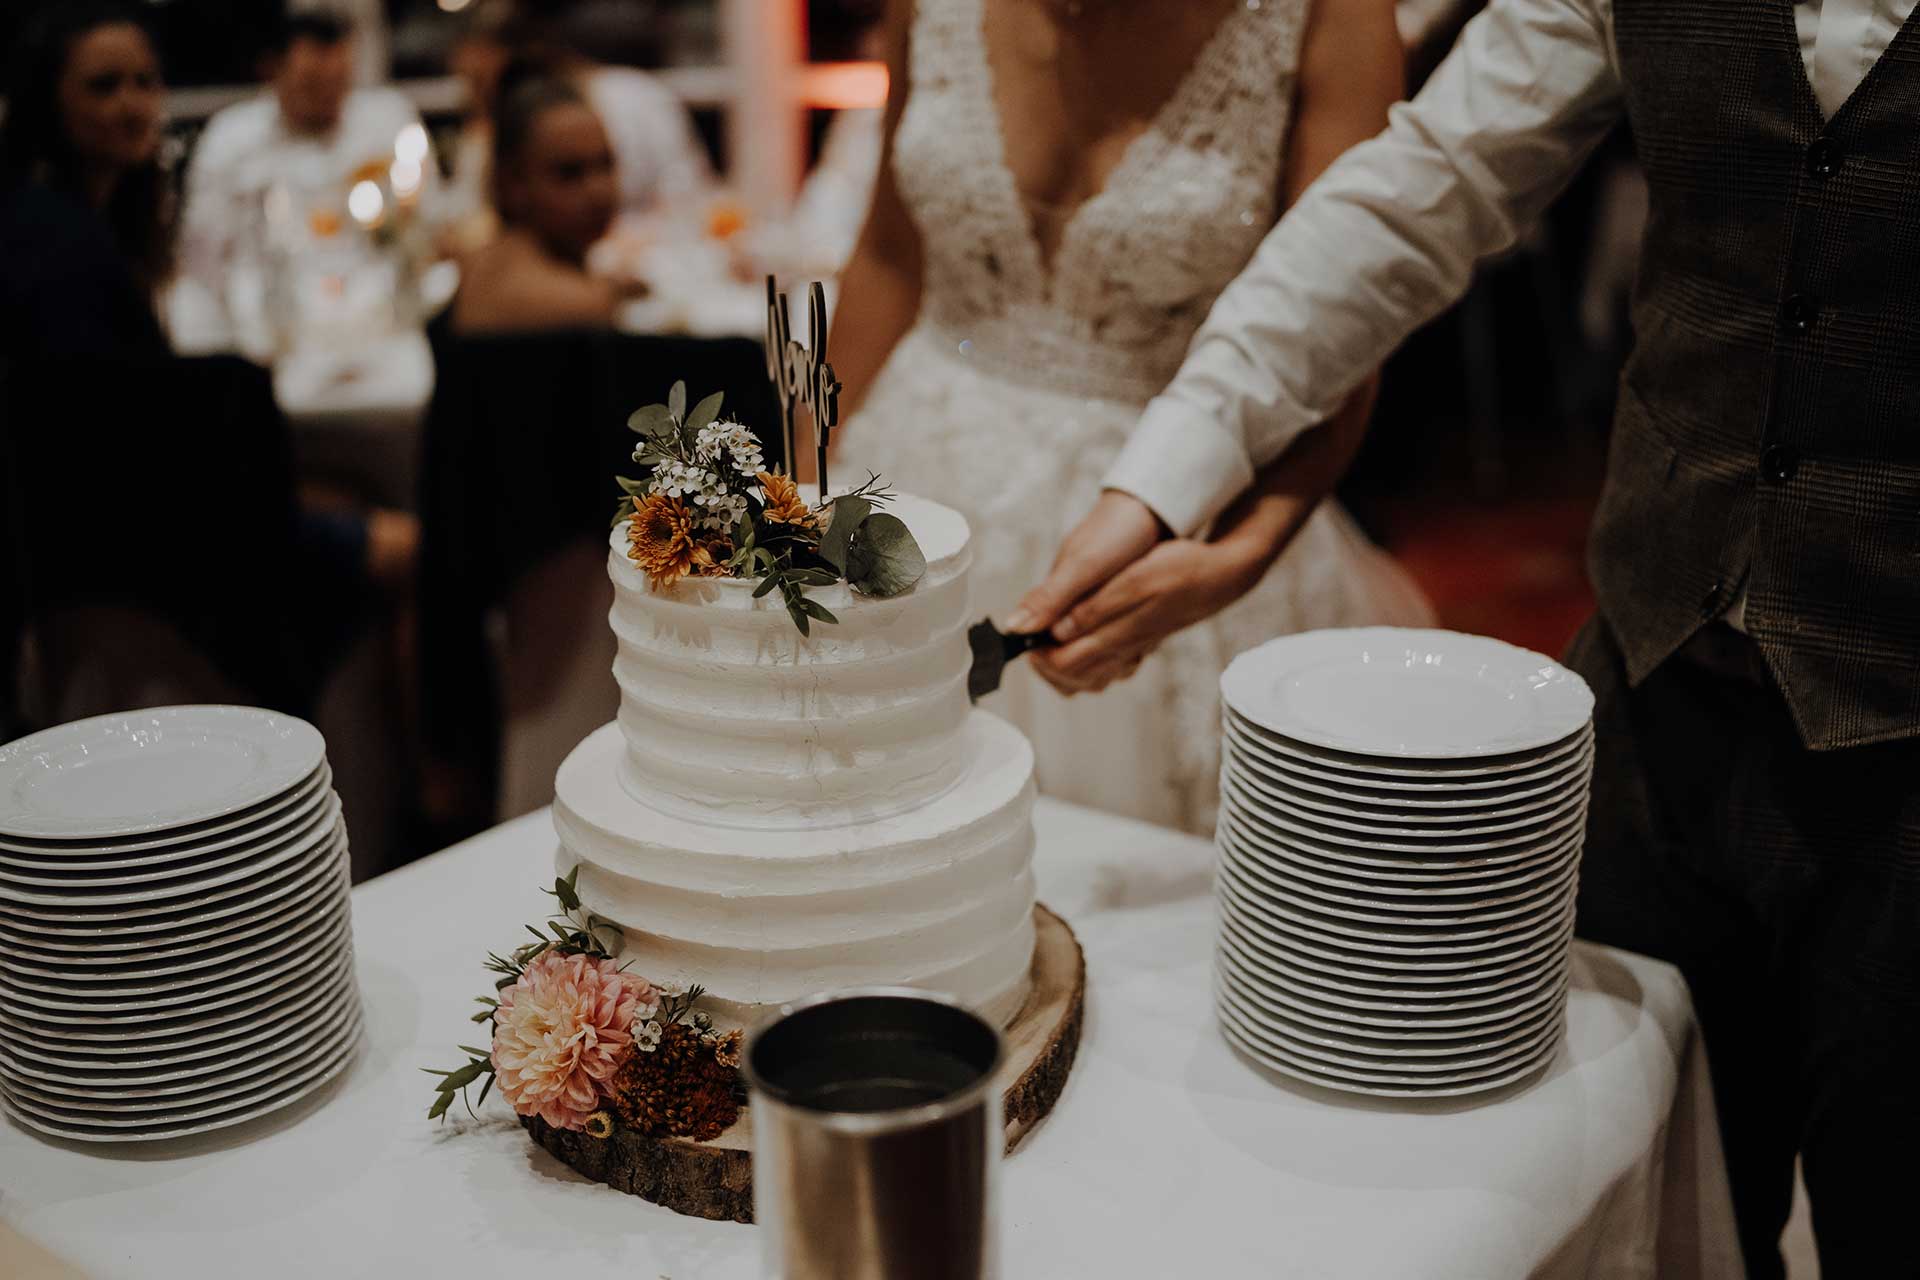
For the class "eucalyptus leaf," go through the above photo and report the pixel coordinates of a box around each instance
[818,496,871,573]
[752,572,781,599]
[846,514,927,598]
[476,1072,495,1110]
[668,381,687,422]
[789,604,812,637]
[429,1091,454,1120]
[789,567,840,586]
[554,875,581,913]
[797,597,839,624]
[470,1008,493,1023]
[685,391,725,437]
[628,404,674,436]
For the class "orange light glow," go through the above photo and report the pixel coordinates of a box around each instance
[800,62,888,110]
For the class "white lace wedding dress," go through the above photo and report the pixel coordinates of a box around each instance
[843,0,1434,833]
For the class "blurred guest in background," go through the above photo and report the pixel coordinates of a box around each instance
[450,73,626,334]
[0,1,171,364]
[178,3,439,320]
[443,1,711,239]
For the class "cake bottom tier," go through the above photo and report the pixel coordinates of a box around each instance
[552,712,1038,1025]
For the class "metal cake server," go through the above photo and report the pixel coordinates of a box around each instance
[967,620,1057,702]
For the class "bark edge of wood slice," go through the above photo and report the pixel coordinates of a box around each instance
[523,902,1086,1223]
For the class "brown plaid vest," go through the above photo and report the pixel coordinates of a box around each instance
[1591,1,1920,749]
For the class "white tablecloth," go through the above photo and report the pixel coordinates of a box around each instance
[0,801,1743,1279]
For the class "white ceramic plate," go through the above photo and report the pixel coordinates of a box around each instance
[1215,898,1576,987]
[1216,892,1577,979]
[1216,799,1587,875]
[0,899,349,1003]
[0,824,345,934]
[1221,805,1582,886]
[0,966,358,1072]
[1216,919,1568,1003]
[2,961,355,1059]
[1222,720,1594,803]
[0,797,340,912]
[1221,924,1566,1013]
[1215,994,1560,1090]
[0,770,334,880]
[1215,875,1573,959]
[0,921,353,1020]
[1215,943,1572,1028]
[1223,775,1588,855]
[0,707,326,841]
[1218,827,1578,912]
[1225,742,1592,823]
[1215,977,1566,1072]
[0,882,341,977]
[1224,704,1592,779]
[0,833,346,951]
[1221,629,1594,759]
[1218,1012,1556,1099]
[1,1016,361,1131]
[0,991,362,1099]
[1216,810,1580,892]
[0,764,330,864]
[1224,760,1588,835]
[1216,856,1577,937]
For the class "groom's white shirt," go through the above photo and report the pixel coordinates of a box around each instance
[1103,0,1918,539]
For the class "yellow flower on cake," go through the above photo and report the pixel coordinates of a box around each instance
[628,492,717,588]
[757,471,813,526]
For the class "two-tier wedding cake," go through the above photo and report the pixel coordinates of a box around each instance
[550,492,1040,1027]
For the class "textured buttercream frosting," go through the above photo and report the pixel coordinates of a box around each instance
[555,493,1038,1024]
[607,493,974,830]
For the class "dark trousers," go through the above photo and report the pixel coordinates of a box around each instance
[1566,616,1920,1280]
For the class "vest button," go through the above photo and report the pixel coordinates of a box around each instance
[1807,138,1842,177]
[1761,445,1800,484]
[1783,295,1817,334]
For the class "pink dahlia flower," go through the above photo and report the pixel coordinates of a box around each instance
[492,952,658,1131]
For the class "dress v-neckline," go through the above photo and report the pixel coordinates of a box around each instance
[967,0,1253,295]
[1771,0,1920,129]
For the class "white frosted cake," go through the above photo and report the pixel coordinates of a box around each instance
[551,494,1039,1026]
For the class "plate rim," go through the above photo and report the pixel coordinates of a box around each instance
[0,707,326,841]
[1220,628,1595,760]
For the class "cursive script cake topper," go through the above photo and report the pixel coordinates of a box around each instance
[764,276,842,502]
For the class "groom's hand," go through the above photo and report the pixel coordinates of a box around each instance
[1004,491,1167,639]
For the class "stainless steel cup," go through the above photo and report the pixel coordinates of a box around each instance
[744,988,1005,1280]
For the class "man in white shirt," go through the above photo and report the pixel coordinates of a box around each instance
[178,6,438,328]
[1009,2,1920,1275]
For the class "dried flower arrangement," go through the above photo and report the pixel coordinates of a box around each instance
[614,381,926,636]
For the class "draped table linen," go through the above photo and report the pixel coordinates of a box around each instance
[0,800,1742,1278]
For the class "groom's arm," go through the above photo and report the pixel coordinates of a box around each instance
[1106,0,1630,538]
[1011,0,1633,666]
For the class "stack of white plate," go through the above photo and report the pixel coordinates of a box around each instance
[1214,629,1595,1098]
[0,707,361,1142]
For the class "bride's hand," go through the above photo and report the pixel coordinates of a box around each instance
[1004,491,1167,640]
[1026,533,1269,696]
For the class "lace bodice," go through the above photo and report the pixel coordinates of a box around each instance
[892,0,1309,405]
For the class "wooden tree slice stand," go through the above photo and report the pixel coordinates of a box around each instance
[524,904,1086,1223]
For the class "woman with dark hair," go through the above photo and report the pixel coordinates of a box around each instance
[0,2,173,361]
[449,72,628,334]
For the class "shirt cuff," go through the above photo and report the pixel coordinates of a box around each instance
[1100,399,1255,538]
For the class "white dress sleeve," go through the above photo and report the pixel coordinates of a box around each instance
[1102,0,1628,537]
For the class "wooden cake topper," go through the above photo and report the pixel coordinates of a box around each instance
[765,276,843,502]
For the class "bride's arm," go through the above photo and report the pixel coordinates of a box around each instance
[1022,0,1405,694]
[828,0,923,425]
